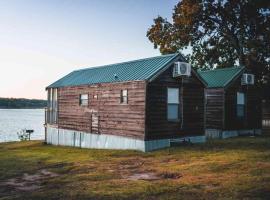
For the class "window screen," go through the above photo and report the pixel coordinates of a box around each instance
[167,88,179,120]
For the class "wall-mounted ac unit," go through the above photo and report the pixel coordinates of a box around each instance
[241,73,255,85]
[173,62,191,77]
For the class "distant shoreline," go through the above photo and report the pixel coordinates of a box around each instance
[0,98,47,109]
[0,107,46,109]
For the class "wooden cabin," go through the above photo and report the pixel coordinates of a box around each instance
[45,53,207,151]
[198,67,262,139]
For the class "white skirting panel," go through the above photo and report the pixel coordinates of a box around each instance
[145,139,170,152]
[222,130,238,139]
[205,129,262,139]
[46,126,146,151]
[46,126,207,152]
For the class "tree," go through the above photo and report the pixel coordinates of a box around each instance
[147,0,270,87]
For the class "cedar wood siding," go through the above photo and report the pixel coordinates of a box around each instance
[262,100,270,134]
[57,81,146,140]
[205,74,262,131]
[224,76,262,130]
[145,65,205,140]
[262,100,270,120]
[205,88,225,129]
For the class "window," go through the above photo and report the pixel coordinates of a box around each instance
[167,88,179,121]
[80,94,88,106]
[120,89,128,104]
[237,92,245,118]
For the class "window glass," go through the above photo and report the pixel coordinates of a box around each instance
[80,94,88,106]
[237,92,245,105]
[168,88,179,104]
[167,104,179,120]
[120,90,128,103]
[237,105,245,118]
[122,89,127,96]
[167,88,179,120]
[237,92,245,118]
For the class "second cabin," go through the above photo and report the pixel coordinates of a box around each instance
[198,67,262,138]
[45,53,207,151]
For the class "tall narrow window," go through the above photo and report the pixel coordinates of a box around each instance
[167,88,179,121]
[47,88,58,124]
[52,89,58,123]
[120,89,128,104]
[80,94,88,106]
[237,92,245,118]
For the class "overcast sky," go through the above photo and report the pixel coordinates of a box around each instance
[0,0,179,99]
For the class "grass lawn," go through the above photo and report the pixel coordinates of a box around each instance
[1,136,270,200]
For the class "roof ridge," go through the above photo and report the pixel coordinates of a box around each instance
[74,53,179,72]
[47,52,181,88]
[198,66,246,88]
[222,67,245,87]
[198,66,244,73]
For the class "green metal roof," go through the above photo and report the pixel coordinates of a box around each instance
[198,66,245,88]
[47,53,181,88]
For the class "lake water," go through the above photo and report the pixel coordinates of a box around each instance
[0,109,45,143]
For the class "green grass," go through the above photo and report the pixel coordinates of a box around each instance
[1,136,270,200]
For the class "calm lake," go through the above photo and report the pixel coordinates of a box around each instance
[0,109,44,143]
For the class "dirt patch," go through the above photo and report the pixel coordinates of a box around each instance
[125,171,182,181]
[203,183,220,190]
[159,171,182,179]
[117,158,182,181]
[118,159,145,170]
[126,172,161,180]
[46,162,68,169]
[0,169,58,192]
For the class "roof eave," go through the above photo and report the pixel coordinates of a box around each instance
[147,53,182,82]
[223,67,246,90]
[148,53,208,87]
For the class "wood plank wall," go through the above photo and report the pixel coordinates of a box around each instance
[145,66,205,140]
[224,77,262,130]
[56,81,146,140]
[262,100,270,134]
[205,88,225,129]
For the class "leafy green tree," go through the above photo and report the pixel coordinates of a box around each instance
[147,0,270,88]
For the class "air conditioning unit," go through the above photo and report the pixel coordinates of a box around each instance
[241,73,255,85]
[173,62,191,77]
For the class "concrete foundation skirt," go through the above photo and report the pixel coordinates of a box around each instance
[46,126,206,152]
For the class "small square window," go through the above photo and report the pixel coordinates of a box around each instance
[120,89,128,104]
[80,94,88,106]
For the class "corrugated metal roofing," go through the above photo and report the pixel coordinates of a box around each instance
[198,66,245,88]
[47,53,180,88]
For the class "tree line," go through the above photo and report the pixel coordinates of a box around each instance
[0,98,47,109]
